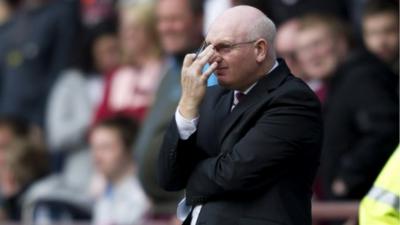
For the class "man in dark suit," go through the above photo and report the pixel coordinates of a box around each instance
[158,6,322,225]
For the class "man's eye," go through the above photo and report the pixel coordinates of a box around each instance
[216,44,231,51]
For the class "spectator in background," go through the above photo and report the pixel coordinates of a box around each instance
[296,13,399,200]
[275,19,303,77]
[89,116,149,225]
[362,0,399,75]
[46,19,119,157]
[296,14,351,103]
[0,0,12,25]
[0,116,47,221]
[16,20,119,224]
[134,0,204,222]
[0,139,49,222]
[275,18,324,96]
[0,116,44,169]
[0,0,78,127]
[231,0,350,27]
[94,3,164,123]
[19,20,120,223]
[0,116,33,220]
[80,0,116,28]
[275,18,324,94]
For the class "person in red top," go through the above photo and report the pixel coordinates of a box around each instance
[94,3,164,124]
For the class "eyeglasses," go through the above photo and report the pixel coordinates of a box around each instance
[194,40,257,60]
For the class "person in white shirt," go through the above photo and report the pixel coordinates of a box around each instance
[89,116,150,225]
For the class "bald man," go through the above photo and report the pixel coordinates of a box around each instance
[158,6,322,225]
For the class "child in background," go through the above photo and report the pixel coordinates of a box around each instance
[0,139,49,221]
[89,116,149,225]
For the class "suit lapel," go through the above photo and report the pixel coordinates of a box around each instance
[218,60,291,146]
[214,89,233,125]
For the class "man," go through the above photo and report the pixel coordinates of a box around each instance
[362,0,399,75]
[296,14,399,200]
[158,6,322,225]
[295,14,350,103]
[134,0,204,219]
[275,18,326,101]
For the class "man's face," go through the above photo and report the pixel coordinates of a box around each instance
[363,12,399,64]
[89,127,127,180]
[206,24,260,91]
[296,25,342,80]
[156,0,202,54]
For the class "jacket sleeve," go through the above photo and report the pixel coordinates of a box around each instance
[185,88,322,204]
[331,71,399,196]
[157,118,207,192]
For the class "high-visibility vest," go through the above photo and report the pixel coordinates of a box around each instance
[359,145,400,225]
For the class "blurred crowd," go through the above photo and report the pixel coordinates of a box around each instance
[0,0,398,224]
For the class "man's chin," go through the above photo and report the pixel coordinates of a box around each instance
[216,78,234,89]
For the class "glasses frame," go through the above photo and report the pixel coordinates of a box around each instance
[194,40,258,60]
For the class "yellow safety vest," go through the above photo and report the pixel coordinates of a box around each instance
[359,145,400,225]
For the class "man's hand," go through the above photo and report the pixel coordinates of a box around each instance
[178,45,218,119]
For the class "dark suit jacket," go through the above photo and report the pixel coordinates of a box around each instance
[321,50,399,200]
[158,60,323,225]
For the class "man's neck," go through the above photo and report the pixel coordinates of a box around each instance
[236,59,278,92]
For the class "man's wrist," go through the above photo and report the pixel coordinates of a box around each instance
[178,100,199,120]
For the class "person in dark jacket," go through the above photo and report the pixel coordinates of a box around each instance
[296,13,399,200]
[158,6,322,225]
[362,0,399,75]
[0,0,78,126]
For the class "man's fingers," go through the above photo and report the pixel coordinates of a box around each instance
[201,62,218,82]
[183,53,196,68]
[195,47,215,73]
[196,44,213,59]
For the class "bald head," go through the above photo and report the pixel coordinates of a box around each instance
[204,6,278,91]
[208,6,276,55]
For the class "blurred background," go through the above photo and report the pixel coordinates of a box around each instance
[0,0,398,224]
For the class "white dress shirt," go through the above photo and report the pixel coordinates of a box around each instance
[175,61,279,224]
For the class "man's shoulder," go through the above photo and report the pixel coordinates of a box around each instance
[270,74,320,104]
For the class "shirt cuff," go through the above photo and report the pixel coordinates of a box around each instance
[175,108,199,140]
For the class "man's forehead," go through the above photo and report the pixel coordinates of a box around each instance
[205,34,235,44]
[206,23,246,43]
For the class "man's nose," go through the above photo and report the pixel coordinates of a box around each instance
[209,53,222,65]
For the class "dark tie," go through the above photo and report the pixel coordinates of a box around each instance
[231,92,246,111]
[235,92,246,103]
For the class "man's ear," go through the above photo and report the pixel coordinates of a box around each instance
[254,39,268,63]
